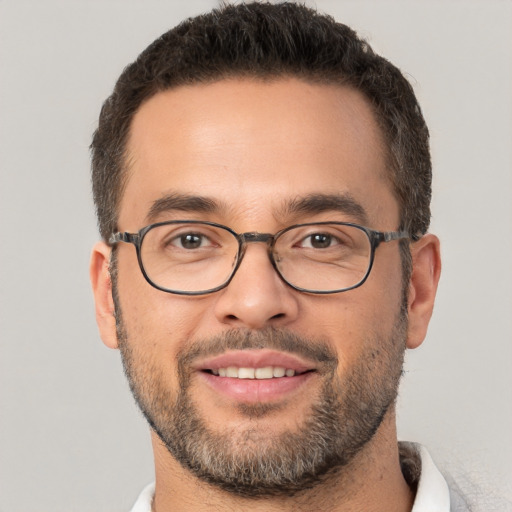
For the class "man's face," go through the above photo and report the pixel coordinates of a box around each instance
[112,78,407,495]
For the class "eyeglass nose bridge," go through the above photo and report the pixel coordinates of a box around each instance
[239,231,275,244]
[235,231,281,271]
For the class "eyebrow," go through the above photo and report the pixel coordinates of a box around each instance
[145,191,368,226]
[282,193,369,224]
[146,193,222,222]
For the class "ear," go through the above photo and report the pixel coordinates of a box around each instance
[90,241,119,349]
[406,234,441,349]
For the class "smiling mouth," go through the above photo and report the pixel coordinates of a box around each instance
[204,366,315,379]
[195,349,319,402]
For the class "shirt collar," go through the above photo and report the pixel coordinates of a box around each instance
[400,442,451,512]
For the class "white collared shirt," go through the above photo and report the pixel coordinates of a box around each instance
[410,444,451,511]
[130,443,453,512]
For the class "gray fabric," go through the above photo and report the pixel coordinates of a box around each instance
[446,473,512,512]
[449,482,472,512]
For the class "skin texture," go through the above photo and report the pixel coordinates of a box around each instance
[90,78,441,511]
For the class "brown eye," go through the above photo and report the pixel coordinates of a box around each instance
[300,233,337,249]
[179,234,203,249]
[310,233,332,248]
[169,232,210,250]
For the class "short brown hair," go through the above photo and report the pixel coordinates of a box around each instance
[91,1,431,252]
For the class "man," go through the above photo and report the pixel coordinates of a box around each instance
[89,2,455,510]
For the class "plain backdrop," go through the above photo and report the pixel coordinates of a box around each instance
[0,1,511,510]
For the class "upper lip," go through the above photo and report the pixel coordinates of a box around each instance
[193,349,317,373]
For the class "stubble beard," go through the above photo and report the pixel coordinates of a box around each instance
[114,300,407,498]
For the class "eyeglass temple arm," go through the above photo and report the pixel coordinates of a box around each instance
[379,230,421,243]
[108,232,139,245]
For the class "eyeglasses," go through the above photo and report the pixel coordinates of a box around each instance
[109,220,412,295]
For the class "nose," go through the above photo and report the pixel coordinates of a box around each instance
[213,243,300,329]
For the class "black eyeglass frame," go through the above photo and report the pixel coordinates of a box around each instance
[109,220,414,296]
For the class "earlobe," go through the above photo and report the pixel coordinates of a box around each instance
[406,234,441,349]
[90,241,119,349]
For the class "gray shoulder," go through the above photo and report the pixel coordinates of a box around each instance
[447,474,512,512]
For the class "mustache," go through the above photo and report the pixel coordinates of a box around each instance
[178,327,338,369]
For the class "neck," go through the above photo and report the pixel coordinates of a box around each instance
[150,408,415,512]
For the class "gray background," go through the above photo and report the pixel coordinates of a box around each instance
[1,1,511,510]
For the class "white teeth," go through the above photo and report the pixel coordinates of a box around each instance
[255,366,273,379]
[238,367,255,379]
[273,367,286,378]
[226,366,238,378]
[212,366,299,379]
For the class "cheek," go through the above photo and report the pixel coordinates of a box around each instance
[310,264,404,367]
[116,250,218,359]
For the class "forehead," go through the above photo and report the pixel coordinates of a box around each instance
[121,78,397,229]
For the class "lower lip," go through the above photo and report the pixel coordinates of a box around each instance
[198,371,316,403]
